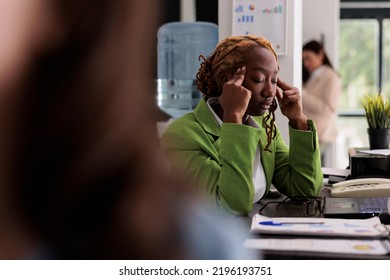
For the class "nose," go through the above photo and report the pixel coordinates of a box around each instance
[263,80,275,99]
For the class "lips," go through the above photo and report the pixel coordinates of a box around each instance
[259,102,272,110]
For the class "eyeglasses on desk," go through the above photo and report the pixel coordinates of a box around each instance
[258,196,326,217]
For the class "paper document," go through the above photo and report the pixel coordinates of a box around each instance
[321,167,350,177]
[251,214,389,238]
[244,239,390,255]
[359,149,390,156]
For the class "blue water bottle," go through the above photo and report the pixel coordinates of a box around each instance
[157,22,218,118]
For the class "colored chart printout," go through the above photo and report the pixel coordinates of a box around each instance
[232,0,287,55]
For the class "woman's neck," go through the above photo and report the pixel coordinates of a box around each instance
[212,102,224,121]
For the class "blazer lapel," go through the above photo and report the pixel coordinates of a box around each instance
[193,98,222,159]
[193,98,221,137]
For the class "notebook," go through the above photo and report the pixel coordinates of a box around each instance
[323,196,390,219]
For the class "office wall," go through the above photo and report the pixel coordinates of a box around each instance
[181,0,196,21]
[302,0,340,69]
[181,0,340,68]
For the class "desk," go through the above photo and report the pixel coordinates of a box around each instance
[240,187,390,260]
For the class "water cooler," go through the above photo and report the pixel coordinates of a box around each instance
[157,22,218,118]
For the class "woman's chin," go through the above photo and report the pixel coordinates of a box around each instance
[247,109,267,116]
[258,105,270,115]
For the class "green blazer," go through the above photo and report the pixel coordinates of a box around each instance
[161,98,323,215]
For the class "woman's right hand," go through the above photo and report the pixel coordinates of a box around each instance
[219,66,252,124]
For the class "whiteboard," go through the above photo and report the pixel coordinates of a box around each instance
[232,0,287,55]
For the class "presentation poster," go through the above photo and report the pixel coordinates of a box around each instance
[232,0,287,55]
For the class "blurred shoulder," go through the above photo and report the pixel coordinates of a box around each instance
[322,65,340,79]
[180,200,259,260]
[163,112,200,136]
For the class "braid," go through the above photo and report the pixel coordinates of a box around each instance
[262,99,278,152]
[196,54,218,97]
[196,37,245,97]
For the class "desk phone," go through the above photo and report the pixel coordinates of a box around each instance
[331,178,390,198]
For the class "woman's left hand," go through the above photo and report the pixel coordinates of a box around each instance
[276,79,309,131]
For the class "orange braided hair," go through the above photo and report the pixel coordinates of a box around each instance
[196,35,278,152]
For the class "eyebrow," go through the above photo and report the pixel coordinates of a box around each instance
[250,67,279,75]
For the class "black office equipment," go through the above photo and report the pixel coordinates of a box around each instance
[349,147,390,179]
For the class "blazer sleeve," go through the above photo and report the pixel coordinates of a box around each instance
[162,121,261,215]
[271,120,323,198]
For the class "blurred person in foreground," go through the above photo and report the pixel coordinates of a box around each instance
[0,0,254,259]
[161,35,323,215]
[302,40,342,166]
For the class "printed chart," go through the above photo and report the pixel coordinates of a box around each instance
[232,0,287,55]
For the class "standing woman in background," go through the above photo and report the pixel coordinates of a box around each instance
[302,40,342,166]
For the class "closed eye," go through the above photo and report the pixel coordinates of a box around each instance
[253,78,265,83]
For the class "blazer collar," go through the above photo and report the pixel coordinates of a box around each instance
[193,98,222,136]
[193,97,270,150]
